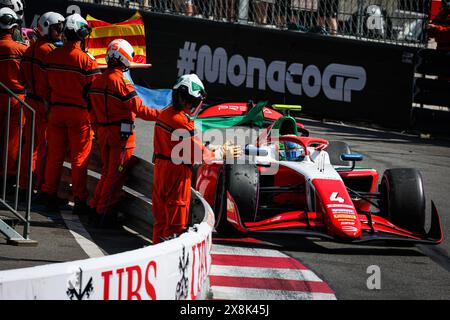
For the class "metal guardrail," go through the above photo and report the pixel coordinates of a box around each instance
[77,0,431,47]
[0,82,38,246]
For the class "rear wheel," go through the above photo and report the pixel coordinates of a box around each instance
[326,140,352,167]
[379,168,426,234]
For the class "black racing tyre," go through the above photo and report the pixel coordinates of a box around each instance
[213,164,259,235]
[227,164,259,223]
[379,168,426,234]
[213,168,236,235]
[191,164,200,189]
[326,140,352,167]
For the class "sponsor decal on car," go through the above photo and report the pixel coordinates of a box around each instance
[333,214,357,220]
[340,221,356,225]
[331,208,356,214]
[327,204,355,209]
[342,226,359,232]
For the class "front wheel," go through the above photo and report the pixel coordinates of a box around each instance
[379,168,426,234]
[213,168,236,235]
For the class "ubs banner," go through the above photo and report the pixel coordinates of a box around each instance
[26,0,417,128]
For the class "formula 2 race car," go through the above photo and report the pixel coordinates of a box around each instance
[193,104,443,244]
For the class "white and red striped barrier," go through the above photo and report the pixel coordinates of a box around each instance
[0,192,214,300]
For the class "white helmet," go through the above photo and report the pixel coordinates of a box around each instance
[64,13,91,39]
[37,12,65,37]
[106,39,135,68]
[0,7,19,29]
[0,0,23,20]
[173,74,206,100]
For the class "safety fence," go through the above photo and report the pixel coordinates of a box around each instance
[0,144,214,300]
[74,0,431,47]
[412,48,450,135]
[26,0,418,130]
[0,82,37,246]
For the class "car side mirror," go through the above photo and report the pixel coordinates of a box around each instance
[340,153,363,162]
[340,153,363,170]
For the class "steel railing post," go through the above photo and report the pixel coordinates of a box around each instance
[24,108,35,240]
[0,82,37,246]
[2,96,11,200]
[14,102,24,211]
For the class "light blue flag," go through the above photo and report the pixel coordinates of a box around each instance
[124,71,172,110]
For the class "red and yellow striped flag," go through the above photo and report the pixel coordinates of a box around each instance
[85,11,147,66]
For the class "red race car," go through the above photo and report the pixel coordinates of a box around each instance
[193,103,443,245]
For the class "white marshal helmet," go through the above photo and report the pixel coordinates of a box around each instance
[173,74,206,100]
[37,12,64,37]
[106,39,135,68]
[0,0,24,20]
[64,13,91,39]
[0,7,19,29]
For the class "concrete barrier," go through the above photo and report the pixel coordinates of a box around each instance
[0,144,215,300]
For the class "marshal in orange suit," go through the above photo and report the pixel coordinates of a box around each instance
[88,39,160,228]
[152,74,242,244]
[0,8,27,191]
[19,12,65,196]
[39,14,101,214]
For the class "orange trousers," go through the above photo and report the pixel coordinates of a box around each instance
[19,99,47,190]
[41,108,92,201]
[90,129,133,215]
[0,95,25,178]
[152,159,192,244]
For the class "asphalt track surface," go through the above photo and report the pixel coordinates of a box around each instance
[133,117,450,300]
[1,116,449,300]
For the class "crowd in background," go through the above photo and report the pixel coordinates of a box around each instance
[88,0,432,44]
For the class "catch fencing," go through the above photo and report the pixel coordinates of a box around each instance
[75,0,431,47]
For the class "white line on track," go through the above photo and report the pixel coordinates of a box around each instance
[211,244,287,257]
[61,211,105,258]
[211,286,337,300]
[210,265,322,282]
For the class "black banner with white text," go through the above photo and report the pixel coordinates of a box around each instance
[25,0,418,128]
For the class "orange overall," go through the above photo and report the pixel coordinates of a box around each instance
[0,33,27,178]
[19,38,57,190]
[40,41,101,201]
[88,67,160,215]
[152,106,215,244]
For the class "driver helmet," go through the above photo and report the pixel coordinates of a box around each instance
[279,141,304,161]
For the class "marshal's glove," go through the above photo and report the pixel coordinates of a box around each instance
[214,141,242,160]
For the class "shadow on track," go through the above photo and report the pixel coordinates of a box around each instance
[213,233,425,257]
